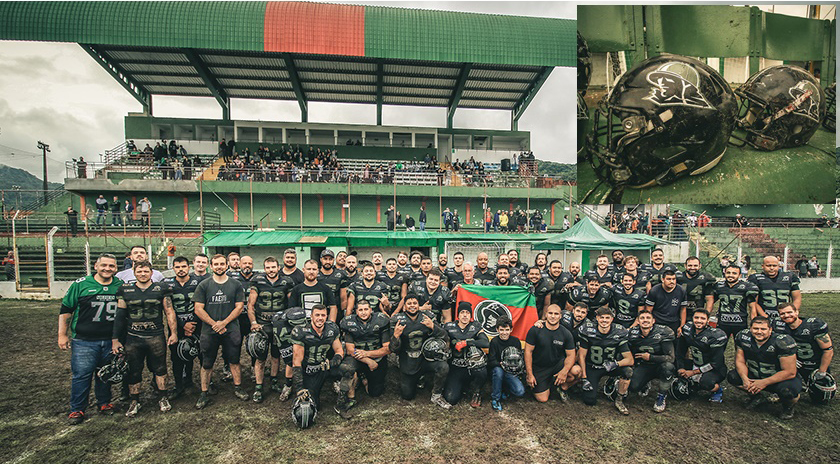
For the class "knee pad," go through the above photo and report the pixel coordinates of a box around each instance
[619,366,633,380]
[777,387,797,400]
[660,362,676,381]
[726,369,742,386]
[698,374,719,391]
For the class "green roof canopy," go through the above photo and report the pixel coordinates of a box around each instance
[531,217,674,251]
[203,230,560,248]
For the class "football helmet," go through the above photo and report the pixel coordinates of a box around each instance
[586,54,737,188]
[604,377,619,401]
[464,345,487,370]
[97,350,128,385]
[669,377,692,401]
[500,346,524,375]
[578,31,592,95]
[808,370,836,404]
[422,337,450,362]
[175,336,199,362]
[245,330,270,360]
[292,390,318,429]
[735,65,826,150]
[823,83,836,132]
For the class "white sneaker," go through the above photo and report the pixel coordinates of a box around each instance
[159,397,172,412]
[430,393,452,410]
[126,400,141,418]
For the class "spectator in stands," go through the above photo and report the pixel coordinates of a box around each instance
[442,208,453,232]
[500,211,509,232]
[385,205,395,231]
[65,206,79,237]
[123,200,133,225]
[167,242,176,270]
[735,214,748,227]
[179,145,187,157]
[95,195,107,226]
[139,197,151,227]
[3,251,15,282]
[419,206,427,231]
[719,256,731,276]
[173,159,183,180]
[698,212,710,228]
[563,215,570,231]
[452,210,461,232]
[143,144,153,154]
[807,256,820,278]
[396,210,403,228]
[219,139,228,162]
[531,209,544,233]
[405,215,416,231]
[485,208,493,233]
[126,140,137,152]
[795,255,808,278]
[516,209,526,233]
[109,196,121,227]
[76,157,87,179]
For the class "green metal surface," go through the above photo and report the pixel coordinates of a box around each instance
[645,5,752,58]
[672,204,832,218]
[0,1,267,50]
[762,10,828,61]
[204,230,561,248]
[577,128,836,205]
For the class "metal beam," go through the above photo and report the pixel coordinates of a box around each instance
[447,63,473,128]
[511,66,553,130]
[183,49,230,120]
[376,60,384,125]
[283,53,308,122]
[80,44,151,113]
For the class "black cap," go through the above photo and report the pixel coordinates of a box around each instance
[320,249,335,258]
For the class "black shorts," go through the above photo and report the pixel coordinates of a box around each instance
[124,333,168,384]
[200,322,242,369]
[727,369,803,400]
[532,360,566,394]
[303,363,341,407]
[718,322,747,339]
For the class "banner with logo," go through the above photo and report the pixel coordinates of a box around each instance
[455,285,538,340]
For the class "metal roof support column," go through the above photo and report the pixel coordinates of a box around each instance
[80,44,151,114]
[376,61,384,126]
[283,53,308,122]
[447,63,472,129]
[511,66,553,131]
[183,49,230,120]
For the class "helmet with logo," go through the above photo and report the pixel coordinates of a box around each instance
[823,83,836,132]
[292,389,318,429]
[735,65,826,150]
[578,31,592,95]
[808,370,836,404]
[175,336,200,362]
[244,330,270,360]
[500,346,525,375]
[422,337,450,362]
[586,54,737,188]
[464,345,487,369]
[669,377,692,401]
[97,349,129,385]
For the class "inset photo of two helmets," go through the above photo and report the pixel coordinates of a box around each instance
[576,4,837,205]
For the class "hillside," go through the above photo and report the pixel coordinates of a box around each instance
[537,159,576,181]
[0,165,63,208]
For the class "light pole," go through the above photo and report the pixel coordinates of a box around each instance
[37,141,50,204]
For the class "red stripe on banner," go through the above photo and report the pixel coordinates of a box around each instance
[317,195,324,223]
[455,287,538,341]
[264,2,365,55]
[341,197,346,223]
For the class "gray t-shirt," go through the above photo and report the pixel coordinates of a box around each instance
[193,276,246,321]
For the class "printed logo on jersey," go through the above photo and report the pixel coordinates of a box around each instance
[671,298,681,306]
[788,80,821,122]
[801,328,810,336]
[644,62,713,109]
[473,300,512,337]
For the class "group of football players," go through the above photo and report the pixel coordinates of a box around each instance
[58,245,834,428]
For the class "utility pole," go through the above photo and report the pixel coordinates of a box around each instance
[37,141,50,205]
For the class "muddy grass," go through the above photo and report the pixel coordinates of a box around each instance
[1,295,838,463]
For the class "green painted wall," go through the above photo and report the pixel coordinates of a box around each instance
[673,204,833,218]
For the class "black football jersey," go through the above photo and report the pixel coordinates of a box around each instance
[290,321,340,366]
[235,271,260,293]
[474,266,497,286]
[414,285,454,322]
[568,286,613,318]
[445,268,465,289]
[273,306,307,347]
[712,281,759,326]
[390,310,447,375]
[610,287,647,327]
[115,281,172,336]
[578,323,630,367]
[164,276,200,325]
[641,263,677,286]
[560,310,587,346]
[773,317,830,370]
[747,272,801,318]
[551,272,584,307]
[250,273,296,323]
[341,271,361,289]
[734,330,798,379]
[444,321,490,365]
[612,270,652,290]
[607,263,625,274]
[680,323,728,372]
[347,279,390,313]
[281,268,305,286]
[318,268,348,300]
[376,271,408,307]
[584,269,615,285]
[340,312,390,352]
[676,271,715,307]
[529,277,555,314]
[628,324,675,364]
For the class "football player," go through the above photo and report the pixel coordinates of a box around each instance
[390,294,451,409]
[346,263,391,316]
[641,248,676,287]
[339,255,360,314]
[567,277,612,318]
[273,305,308,401]
[748,256,801,319]
[525,304,578,403]
[678,309,727,403]
[474,252,496,285]
[628,310,676,413]
[728,316,802,419]
[561,302,590,346]
[317,250,347,318]
[290,259,339,321]
[526,266,555,317]
[578,307,634,414]
[456,262,481,288]
[408,256,435,293]
[281,248,304,285]
[396,251,410,274]
[377,257,408,316]
[612,256,651,292]
[584,254,614,286]
[645,270,687,335]
[611,273,647,328]
[437,253,449,276]
[709,265,759,340]
[508,249,529,276]
[291,304,347,417]
[233,256,259,374]
[371,251,384,273]
[248,256,296,402]
[335,250,347,271]
[608,250,625,273]
[677,256,715,315]
[488,316,526,411]
[164,256,201,398]
[497,253,522,280]
[227,252,241,278]
[112,260,178,417]
[58,253,122,424]
[445,251,466,289]
[193,254,248,409]
[191,253,210,281]
[775,303,833,389]
[414,269,454,324]
[443,302,490,407]
[339,299,391,411]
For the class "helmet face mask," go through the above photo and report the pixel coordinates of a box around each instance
[586,54,737,188]
[245,330,269,360]
[735,65,826,150]
[422,337,450,362]
[292,390,318,429]
[97,351,128,385]
[578,31,592,96]
[464,345,487,370]
[669,377,692,401]
[500,346,524,375]
[176,336,199,362]
[808,370,837,404]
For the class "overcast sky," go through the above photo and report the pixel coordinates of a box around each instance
[0,1,575,182]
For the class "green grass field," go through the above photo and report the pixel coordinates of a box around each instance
[1,295,838,464]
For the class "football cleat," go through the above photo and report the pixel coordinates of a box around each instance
[430,393,452,410]
[654,393,667,413]
[780,404,795,420]
[709,385,724,404]
[253,389,263,403]
[278,384,293,402]
[159,397,172,412]
[195,392,211,410]
[556,388,569,404]
[614,396,629,415]
[745,393,769,410]
[68,411,85,425]
[233,385,249,401]
[98,403,115,416]
[125,400,141,418]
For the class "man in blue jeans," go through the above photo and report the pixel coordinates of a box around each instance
[488,317,525,411]
[57,253,122,425]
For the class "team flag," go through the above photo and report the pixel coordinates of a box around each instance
[456,285,538,340]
